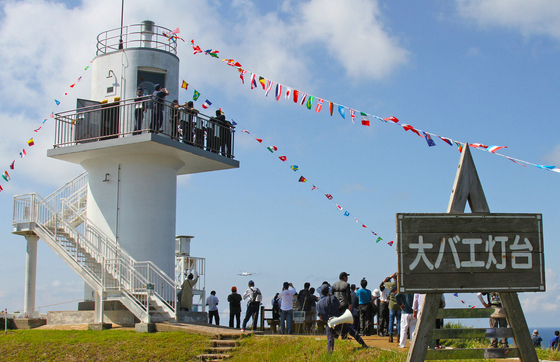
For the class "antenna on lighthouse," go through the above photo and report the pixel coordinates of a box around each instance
[118,0,125,49]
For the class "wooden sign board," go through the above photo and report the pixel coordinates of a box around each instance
[397,213,544,293]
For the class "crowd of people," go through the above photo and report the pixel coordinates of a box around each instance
[133,86,234,157]
[179,271,553,354]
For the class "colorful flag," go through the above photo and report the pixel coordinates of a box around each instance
[255,138,263,143]
[362,224,367,228]
[453,293,459,297]
[438,135,453,146]
[344,211,350,216]
[50,112,54,118]
[238,69,247,84]
[202,100,212,109]
[329,102,334,116]
[376,237,382,243]
[55,99,60,106]
[27,138,34,146]
[402,124,422,136]
[275,84,282,101]
[291,165,299,171]
[267,146,277,153]
[298,176,307,183]
[70,83,75,88]
[338,106,345,119]
[2,174,8,182]
[454,141,463,152]
[181,81,188,90]
[488,145,507,153]
[241,130,249,133]
[293,90,299,103]
[469,143,488,149]
[336,204,343,210]
[20,149,26,158]
[506,157,527,167]
[193,90,201,101]
[192,45,202,54]
[0,185,3,191]
[325,194,333,200]
[299,93,307,106]
[259,77,265,89]
[306,96,314,110]
[265,80,273,96]
[285,87,291,99]
[535,165,556,170]
[371,231,378,235]
[9,161,14,170]
[316,98,323,113]
[360,112,370,126]
[312,185,317,190]
[422,132,436,147]
[250,73,257,89]
[279,156,287,162]
[3,171,9,180]
[34,127,41,132]
[350,109,355,124]
[384,116,399,123]
[388,241,394,246]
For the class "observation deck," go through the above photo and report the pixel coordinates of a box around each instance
[96,21,178,56]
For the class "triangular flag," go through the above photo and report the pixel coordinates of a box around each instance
[325,194,333,200]
[338,106,345,119]
[291,165,299,171]
[279,156,287,162]
[9,161,14,170]
[388,241,394,246]
[193,90,201,101]
[34,127,41,132]
[255,138,263,143]
[0,185,3,191]
[360,112,370,126]
[55,99,60,106]
[336,204,343,210]
[298,176,307,183]
[267,146,277,153]
[70,83,75,88]
[181,80,188,90]
[344,211,350,216]
[376,237,382,243]
[27,138,34,146]
[2,174,8,182]
[311,185,317,190]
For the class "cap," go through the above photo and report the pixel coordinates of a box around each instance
[232,286,237,292]
[137,87,142,91]
[248,280,254,286]
[283,282,289,289]
[339,272,350,279]
[533,329,539,334]
[373,289,380,297]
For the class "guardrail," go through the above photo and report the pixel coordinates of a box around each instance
[53,97,235,158]
[96,23,178,56]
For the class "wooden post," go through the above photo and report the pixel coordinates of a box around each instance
[407,293,442,362]
[500,293,538,362]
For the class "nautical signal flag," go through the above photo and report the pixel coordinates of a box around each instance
[10,161,14,170]
[267,146,277,153]
[27,138,34,146]
[279,156,287,162]
[20,149,26,158]
[344,211,350,216]
[298,176,307,182]
[259,76,265,89]
[202,100,212,109]
[316,98,323,113]
[55,99,60,106]
[325,194,333,200]
[291,165,299,171]
[193,90,201,101]
[360,112,370,126]
[181,81,188,90]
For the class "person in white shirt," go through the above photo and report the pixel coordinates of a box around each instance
[206,291,219,325]
[279,282,296,334]
[241,280,262,332]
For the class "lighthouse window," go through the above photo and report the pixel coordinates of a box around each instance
[137,70,166,96]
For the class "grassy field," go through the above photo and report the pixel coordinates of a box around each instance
[1,329,559,361]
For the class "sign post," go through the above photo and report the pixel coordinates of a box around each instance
[399,144,542,362]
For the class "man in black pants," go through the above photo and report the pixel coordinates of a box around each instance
[241,280,262,332]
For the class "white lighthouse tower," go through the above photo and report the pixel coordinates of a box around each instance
[13,21,238,327]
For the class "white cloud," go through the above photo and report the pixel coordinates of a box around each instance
[456,0,560,40]
[544,143,560,164]
[521,268,560,313]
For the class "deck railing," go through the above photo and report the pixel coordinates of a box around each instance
[96,22,178,56]
[53,97,235,158]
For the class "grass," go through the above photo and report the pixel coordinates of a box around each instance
[0,328,559,361]
[0,330,208,361]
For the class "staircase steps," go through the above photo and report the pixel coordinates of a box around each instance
[196,338,239,361]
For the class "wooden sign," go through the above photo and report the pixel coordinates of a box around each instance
[397,213,544,293]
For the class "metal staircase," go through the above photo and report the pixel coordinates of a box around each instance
[13,172,178,323]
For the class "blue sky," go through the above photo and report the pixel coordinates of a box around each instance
[0,0,559,328]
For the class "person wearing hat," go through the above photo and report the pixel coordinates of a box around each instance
[279,282,296,334]
[133,87,147,135]
[180,271,198,311]
[241,280,262,332]
[228,286,242,329]
[332,272,352,314]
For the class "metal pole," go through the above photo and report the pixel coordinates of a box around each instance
[118,0,125,49]
[4,308,7,333]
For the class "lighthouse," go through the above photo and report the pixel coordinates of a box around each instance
[13,21,238,325]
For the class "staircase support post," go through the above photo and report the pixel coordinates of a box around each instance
[23,235,39,318]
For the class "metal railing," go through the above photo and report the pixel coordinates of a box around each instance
[53,97,235,158]
[96,23,178,56]
[13,186,179,321]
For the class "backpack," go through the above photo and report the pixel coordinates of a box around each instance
[250,287,262,303]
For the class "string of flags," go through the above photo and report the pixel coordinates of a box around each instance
[453,293,477,309]
[188,39,560,175]
[0,61,92,193]
[179,79,395,246]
